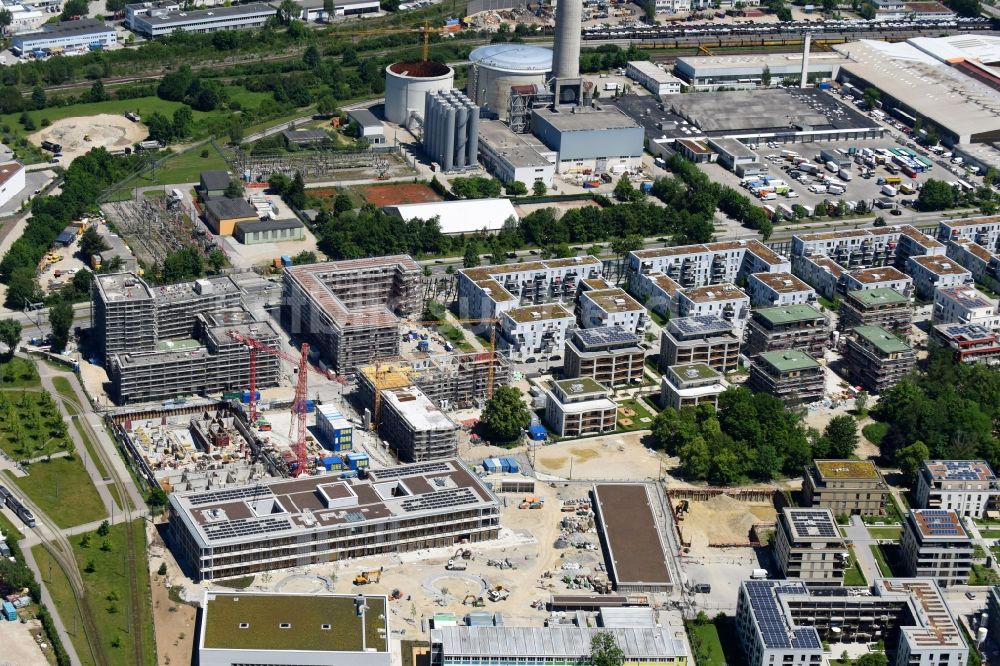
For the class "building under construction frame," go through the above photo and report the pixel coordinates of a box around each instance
[282,257,423,373]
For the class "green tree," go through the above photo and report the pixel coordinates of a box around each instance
[863,87,880,110]
[171,106,193,139]
[591,631,625,666]
[823,415,858,458]
[945,0,980,16]
[480,386,530,444]
[157,562,167,576]
[278,0,299,23]
[760,65,772,87]
[895,441,930,484]
[96,520,110,537]
[856,653,888,666]
[224,179,245,199]
[105,0,127,12]
[88,79,107,103]
[0,9,11,36]
[59,0,88,20]
[758,216,773,242]
[613,174,638,202]
[207,249,227,273]
[917,179,957,212]
[532,180,547,196]
[0,318,21,359]
[79,227,110,257]
[48,300,73,352]
[316,95,338,118]
[854,390,869,415]
[303,44,321,69]
[333,194,354,215]
[5,267,37,311]
[144,111,173,145]
[322,0,334,19]
[30,86,45,110]
[505,180,528,196]
[462,243,481,269]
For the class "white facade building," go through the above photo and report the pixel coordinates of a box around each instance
[629,271,682,318]
[746,272,815,308]
[626,60,684,95]
[0,162,25,210]
[938,216,1000,252]
[842,266,913,297]
[578,287,647,333]
[499,303,575,362]
[12,18,116,55]
[916,460,1000,519]
[933,286,1000,329]
[384,199,518,236]
[477,120,555,189]
[628,239,790,289]
[128,2,275,38]
[676,283,750,331]
[906,255,973,300]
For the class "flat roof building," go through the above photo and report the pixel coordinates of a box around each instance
[282,257,421,372]
[674,52,850,91]
[530,106,644,175]
[843,325,916,393]
[802,459,889,516]
[746,272,815,308]
[12,18,116,55]
[900,509,973,588]
[932,285,1000,329]
[563,326,645,388]
[628,239,790,290]
[946,238,999,287]
[578,287,647,334]
[592,483,673,593]
[747,350,825,406]
[499,303,575,363]
[204,197,259,236]
[629,271,682,318]
[477,120,554,188]
[167,458,500,581]
[199,590,389,666]
[676,283,750,331]
[938,216,1000,253]
[907,255,973,300]
[661,362,727,411]
[543,377,617,438]
[659,316,740,374]
[916,460,1000,519]
[791,225,942,272]
[838,288,912,335]
[932,323,1000,365]
[842,266,913,297]
[773,508,847,587]
[744,304,827,358]
[235,218,305,245]
[385,198,519,236]
[129,2,276,38]
[378,386,458,463]
[625,60,683,96]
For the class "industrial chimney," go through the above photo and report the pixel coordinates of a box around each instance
[799,33,811,88]
[551,0,584,106]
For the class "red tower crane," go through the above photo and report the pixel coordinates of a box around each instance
[227,331,326,476]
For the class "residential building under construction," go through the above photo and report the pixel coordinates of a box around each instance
[282,257,422,372]
[378,386,459,462]
[842,325,916,393]
[743,304,827,358]
[838,288,913,335]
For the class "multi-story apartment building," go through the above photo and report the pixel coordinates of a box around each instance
[746,272,816,308]
[791,225,943,272]
[900,509,973,588]
[792,254,846,300]
[378,387,458,463]
[915,460,1000,518]
[498,304,575,362]
[743,304,827,357]
[543,377,617,437]
[747,350,825,406]
[841,266,913,296]
[659,316,741,374]
[563,326,645,388]
[629,270,682,318]
[676,283,751,331]
[932,323,1000,364]
[946,238,997,284]
[627,239,789,289]
[282,257,422,372]
[802,459,889,515]
[794,257,914,301]
[736,579,967,666]
[457,256,603,321]
[937,215,1000,252]
[578,288,647,333]
[843,325,916,393]
[773,508,847,586]
[838,288,913,335]
[906,255,973,300]
[661,363,728,411]
[167,458,501,581]
[932,285,1000,329]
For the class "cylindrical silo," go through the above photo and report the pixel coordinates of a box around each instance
[442,104,456,172]
[384,61,455,126]
[466,104,479,167]
[454,104,468,169]
[552,0,582,80]
[467,44,552,116]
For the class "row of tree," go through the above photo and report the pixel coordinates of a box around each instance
[652,387,859,484]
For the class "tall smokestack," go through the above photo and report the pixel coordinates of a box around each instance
[799,33,811,88]
[552,0,582,80]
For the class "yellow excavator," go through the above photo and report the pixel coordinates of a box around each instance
[354,567,383,585]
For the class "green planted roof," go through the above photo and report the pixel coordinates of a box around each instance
[847,288,908,307]
[754,304,824,326]
[853,325,910,354]
[758,349,820,372]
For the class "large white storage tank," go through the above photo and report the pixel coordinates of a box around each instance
[467,44,552,117]
[385,60,455,126]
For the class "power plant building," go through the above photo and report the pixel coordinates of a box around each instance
[422,89,479,172]
[384,60,455,127]
[477,120,555,188]
[466,44,552,118]
[530,106,644,174]
[168,458,501,581]
[282,257,422,372]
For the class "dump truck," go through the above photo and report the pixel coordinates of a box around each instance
[488,585,510,602]
[446,559,467,571]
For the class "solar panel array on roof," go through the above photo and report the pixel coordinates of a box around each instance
[367,461,452,480]
[400,487,479,513]
[788,510,838,538]
[671,316,732,337]
[188,485,274,507]
[745,581,820,650]
[202,516,293,541]
[937,460,993,480]
[917,509,964,537]
[576,326,641,348]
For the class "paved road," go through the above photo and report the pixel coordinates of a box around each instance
[844,515,881,583]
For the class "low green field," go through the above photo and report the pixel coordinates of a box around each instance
[862,422,889,446]
[867,527,902,541]
[32,545,93,666]
[688,621,726,666]
[223,86,273,109]
[3,96,212,131]
[8,456,106,528]
[617,398,656,432]
[970,563,1000,586]
[0,358,41,387]
[105,143,230,198]
[0,389,72,460]
[51,376,78,406]
[844,552,867,587]
[0,509,24,543]
[869,543,900,577]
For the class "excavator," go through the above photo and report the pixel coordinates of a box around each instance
[354,567,383,585]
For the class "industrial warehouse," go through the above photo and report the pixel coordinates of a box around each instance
[167,458,501,581]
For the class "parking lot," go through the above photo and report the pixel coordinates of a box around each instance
[696,138,953,221]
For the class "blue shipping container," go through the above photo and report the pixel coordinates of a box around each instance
[346,453,369,469]
[241,390,261,403]
[304,400,316,413]
[281,255,293,267]
[2,601,16,621]
[504,457,520,474]
[528,425,547,441]
[818,82,832,90]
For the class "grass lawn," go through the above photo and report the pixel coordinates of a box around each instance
[74,419,110,480]
[105,143,230,201]
[33,544,95,666]
[862,422,889,446]
[981,529,1000,539]
[70,521,156,665]
[869,543,899,577]
[0,390,72,460]
[434,323,474,352]
[0,357,41,388]
[647,309,668,327]
[817,295,840,311]
[867,526,902,541]
[222,86,273,108]
[8,456,106,528]
[970,563,1000,586]
[687,621,726,666]
[4,96,218,134]
[616,397,656,432]
[213,575,255,590]
[844,549,867,587]
[52,376,79,407]
[0,509,24,543]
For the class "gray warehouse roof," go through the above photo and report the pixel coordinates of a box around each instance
[136,2,274,26]
[347,108,383,130]
[237,218,303,234]
[204,197,257,220]
[479,120,551,168]
[532,106,640,132]
[15,18,114,39]
[431,626,687,659]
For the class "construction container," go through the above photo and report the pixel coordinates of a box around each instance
[483,458,501,473]
[2,601,15,621]
[241,390,261,403]
[528,425,547,441]
[346,452,370,470]
[281,255,293,267]
[222,392,242,401]
[304,399,316,413]
[320,456,343,471]
[503,457,520,474]
[316,404,353,451]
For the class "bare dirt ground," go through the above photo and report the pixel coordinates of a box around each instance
[678,495,777,550]
[147,522,196,666]
[0,616,51,665]
[514,199,600,219]
[30,114,146,163]
[532,431,669,481]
